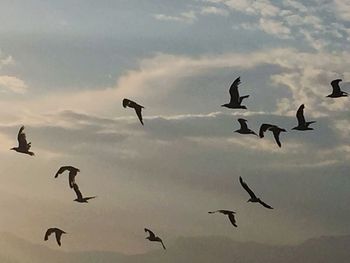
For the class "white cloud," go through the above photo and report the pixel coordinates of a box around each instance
[153,11,197,23]
[200,6,229,16]
[258,18,291,39]
[0,75,27,94]
[334,0,350,21]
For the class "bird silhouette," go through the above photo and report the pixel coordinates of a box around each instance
[239,176,273,209]
[72,183,96,203]
[123,98,144,125]
[55,166,80,188]
[44,228,66,246]
[234,118,257,136]
[208,210,237,227]
[221,77,249,109]
[327,79,348,98]
[259,123,286,147]
[292,104,315,131]
[144,228,166,250]
[10,126,34,156]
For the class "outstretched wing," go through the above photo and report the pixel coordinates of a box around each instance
[259,124,274,138]
[239,176,257,199]
[84,196,97,201]
[17,126,28,148]
[144,228,156,239]
[160,240,166,250]
[55,232,62,246]
[68,169,80,188]
[229,77,241,104]
[272,129,282,148]
[237,119,248,130]
[258,199,273,209]
[331,79,342,93]
[44,228,54,241]
[228,213,237,227]
[72,183,83,200]
[135,107,144,125]
[296,104,305,126]
[54,166,71,178]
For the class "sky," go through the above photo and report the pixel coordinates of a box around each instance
[0,0,349,254]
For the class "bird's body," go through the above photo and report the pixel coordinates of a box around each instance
[235,118,257,136]
[259,123,286,147]
[208,210,237,227]
[292,104,315,131]
[123,98,145,125]
[72,183,96,203]
[239,176,273,209]
[55,166,80,188]
[44,228,66,246]
[11,126,34,156]
[144,228,166,250]
[327,79,348,98]
[221,77,249,109]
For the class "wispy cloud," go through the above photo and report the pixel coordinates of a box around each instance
[0,75,27,94]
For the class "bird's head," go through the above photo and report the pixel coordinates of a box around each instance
[10,147,16,151]
[241,106,247,109]
[247,199,253,203]
[221,104,229,108]
[291,126,297,130]
[145,237,150,240]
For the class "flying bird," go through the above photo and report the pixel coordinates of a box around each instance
[44,228,66,246]
[208,210,237,227]
[327,79,348,98]
[122,98,144,125]
[144,228,166,250]
[55,166,80,188]
[292,104,315,131]
[234,118,257,136]
[239,176,273,209]
[259,123,286,147]
[221,77,249,109]
[10,126,34,156]
[72,183,96,203]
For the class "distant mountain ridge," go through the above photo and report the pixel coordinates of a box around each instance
[0,232,349,263]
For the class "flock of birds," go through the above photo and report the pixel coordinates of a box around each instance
[8,76,348,250]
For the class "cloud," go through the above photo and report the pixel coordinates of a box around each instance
[153,11,197,23]
[258,18,291,39]
[200,6,229,16]
[0,75,27,94]
[334,0,350,21]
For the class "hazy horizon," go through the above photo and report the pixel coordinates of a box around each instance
[0,0,349,256]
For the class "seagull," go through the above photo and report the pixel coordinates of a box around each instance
[144,228,166,250]
[327,79,348,98]
[10,126,34,156]
[221,76,249,109]
[55,166,80,188]
[122,98,144,125]
[239,176,273,209]
[234,118,257,136]
[292,104,315,131]
[208,210,237,227]
[44,228,66,246]
[259,123,286,147]
[72,183,96,203]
